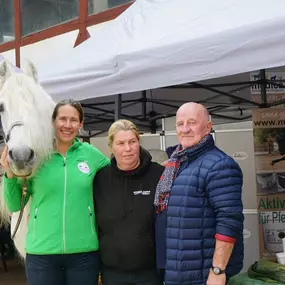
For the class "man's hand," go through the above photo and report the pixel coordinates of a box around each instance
[161,160,168,167]
[206,269,226,285]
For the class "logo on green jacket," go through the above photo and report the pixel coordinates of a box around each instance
[77,162,90,174]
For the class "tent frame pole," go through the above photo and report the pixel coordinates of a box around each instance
[115,94,122,121]
[260,69,267,108]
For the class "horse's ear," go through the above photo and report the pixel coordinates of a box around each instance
[23,60,38,83]
[0,60,12,84]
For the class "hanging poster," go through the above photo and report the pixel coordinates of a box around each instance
[253,108,285,258]
[250,71,285,107]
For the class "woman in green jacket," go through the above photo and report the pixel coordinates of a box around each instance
[1,99,109,285]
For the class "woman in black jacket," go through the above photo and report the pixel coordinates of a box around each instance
[93,119,164,285]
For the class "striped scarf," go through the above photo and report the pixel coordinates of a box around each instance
[154,135,210,213]
[154,144,187,213]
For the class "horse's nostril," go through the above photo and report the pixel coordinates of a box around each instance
[28,149,35,161]
[8,149,14,161]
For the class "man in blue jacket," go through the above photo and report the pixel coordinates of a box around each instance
[154,102,244,285]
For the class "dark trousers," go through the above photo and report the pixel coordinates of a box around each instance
[25,251,99,285]
[158,269,165,283]
[101,267,163,285]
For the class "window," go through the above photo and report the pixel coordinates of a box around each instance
[0,0,130,52]
[88,0,131,14]
[21,0,79,37]
[0,1,15,44]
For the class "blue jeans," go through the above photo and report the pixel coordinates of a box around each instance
[25,251,99,285]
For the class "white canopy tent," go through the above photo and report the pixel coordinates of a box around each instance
[34,0,285,101]
[2,0,285,132]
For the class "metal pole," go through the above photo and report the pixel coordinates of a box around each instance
[161,118,166,151]
[13,0,21,67]
[115,94,122,121]
[260,69,267,108]
[142,90,147,120]
[0,0,3,44]
[149,110,157,134]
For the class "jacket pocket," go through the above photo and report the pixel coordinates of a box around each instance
[88,206,95,237]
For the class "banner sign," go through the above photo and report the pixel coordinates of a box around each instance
[253,108,285,258]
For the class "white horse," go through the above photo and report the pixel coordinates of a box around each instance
[0,59,55,258]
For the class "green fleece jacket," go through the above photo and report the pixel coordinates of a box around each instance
[4,139,109,255]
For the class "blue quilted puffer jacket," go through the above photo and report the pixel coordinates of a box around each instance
[160,135,244,285]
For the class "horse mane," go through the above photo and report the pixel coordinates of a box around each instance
[0,68,55,229]
[0,71,55,161]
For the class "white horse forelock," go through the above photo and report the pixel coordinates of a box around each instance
[0,73,55,162]
[0,61,55,258]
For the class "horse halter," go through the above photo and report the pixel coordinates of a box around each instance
[3,120,31,178]
[2,120,29,239]
[3,121,24,144]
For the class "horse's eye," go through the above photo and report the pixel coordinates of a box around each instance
[0,103,4,113]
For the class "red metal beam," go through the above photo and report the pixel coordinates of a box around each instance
[87,2,134,27]
[0,2,133,59]
[0,41,16,53]
[21,19,79,47]
[74,0,90,48]
[13,0,22,67]
[18,2,133,49]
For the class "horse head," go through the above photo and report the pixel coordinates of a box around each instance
[0,59,55,177]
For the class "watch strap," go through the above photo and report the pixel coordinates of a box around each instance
[211,266,226,275]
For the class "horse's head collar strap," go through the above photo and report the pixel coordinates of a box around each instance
[4,121,24,143]
[3,120,30,239]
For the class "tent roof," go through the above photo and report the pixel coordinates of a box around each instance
[36,0,285,102]
[2,0,285,135]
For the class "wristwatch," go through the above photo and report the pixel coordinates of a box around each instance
[211,266,226,275]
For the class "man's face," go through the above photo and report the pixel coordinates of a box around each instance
[176,105,212,149]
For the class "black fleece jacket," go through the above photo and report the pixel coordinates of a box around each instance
[93,147,164,271]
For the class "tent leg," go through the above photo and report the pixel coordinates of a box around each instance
[149,111,157,134]
[115,94,122,121]
[142,90,147,119]
[260,69,267,108]
[161,118,166,151]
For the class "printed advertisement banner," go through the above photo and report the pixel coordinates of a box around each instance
[250,71,285,95]
[250,72,285,108]
[253,108,285,258]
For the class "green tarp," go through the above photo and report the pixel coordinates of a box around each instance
[229,260,285,285]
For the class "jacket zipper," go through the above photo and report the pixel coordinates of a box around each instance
[57,145,74,254]
[62,157,67,253]
[33,208,38,241]
[88,206,95,236]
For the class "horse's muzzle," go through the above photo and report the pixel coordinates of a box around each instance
[8,146,35,168]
